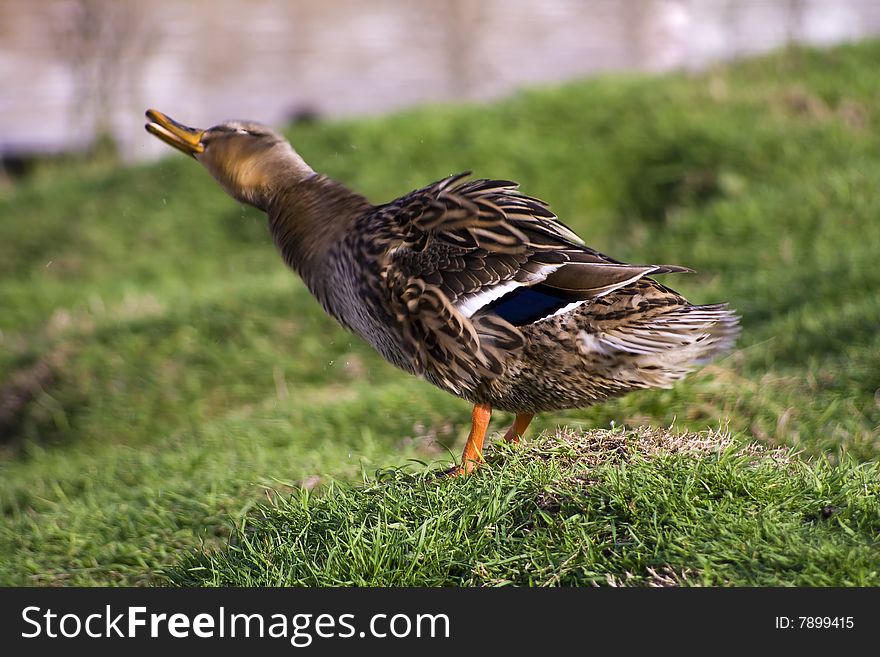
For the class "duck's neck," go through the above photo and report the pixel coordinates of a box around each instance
[266,172,372,293]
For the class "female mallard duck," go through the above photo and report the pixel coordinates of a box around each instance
[146,109,739,475]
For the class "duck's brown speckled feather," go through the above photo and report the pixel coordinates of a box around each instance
[277,172,740,409]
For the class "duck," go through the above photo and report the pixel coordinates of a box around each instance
[145,109,739,475]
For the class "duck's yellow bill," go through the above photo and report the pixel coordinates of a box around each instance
[145,109,205,156]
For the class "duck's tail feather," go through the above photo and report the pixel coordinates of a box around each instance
[579,303,740,389]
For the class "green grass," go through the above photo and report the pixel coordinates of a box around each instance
[170,429,880,587]
[1,41,879,586]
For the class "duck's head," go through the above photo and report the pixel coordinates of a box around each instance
[145,109,313,209]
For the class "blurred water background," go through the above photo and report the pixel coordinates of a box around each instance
[2,0,880,165]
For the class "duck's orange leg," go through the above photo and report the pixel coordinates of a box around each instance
[454,403,493,475]
[503,413,534,444]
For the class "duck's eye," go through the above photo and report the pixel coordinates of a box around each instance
[235,128,250,135]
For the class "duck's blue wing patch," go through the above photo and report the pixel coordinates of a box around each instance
[484,285,577,326]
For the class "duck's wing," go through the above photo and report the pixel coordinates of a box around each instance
[379,173,689,392]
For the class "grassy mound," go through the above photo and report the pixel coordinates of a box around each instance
[1,41,879,585]
[168,428,880,587]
